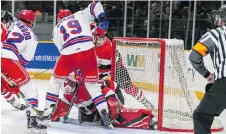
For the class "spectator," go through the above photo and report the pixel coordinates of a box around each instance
[57,0,79,13]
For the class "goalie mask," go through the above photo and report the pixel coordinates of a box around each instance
[92,25,107,47]
[93,31,107,47]
[214,5,226,26]
[91,19,109,47]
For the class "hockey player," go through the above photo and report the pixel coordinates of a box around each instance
[92,23,155,110]
[1,10,47,133]
[1,10,13,42]
[45,2,114,128]
[56,9,72,23]
[1,10,27,111]
[51,71,156,130]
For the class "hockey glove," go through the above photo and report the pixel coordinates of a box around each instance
[96,19,109,36]
[62,70,82,94]
[1,73,20,94]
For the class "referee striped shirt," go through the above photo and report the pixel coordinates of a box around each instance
[189,26,226,80]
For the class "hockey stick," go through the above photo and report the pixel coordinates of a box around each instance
[63,85,80,124]
[62,117,100,126]
[1,72,18,87]
[30,67,52,78]
[105,32,113,41]
[1,72,39,114]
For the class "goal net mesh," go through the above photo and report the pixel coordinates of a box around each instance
[111,37,223,132]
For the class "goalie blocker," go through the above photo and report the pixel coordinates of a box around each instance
[51,72,156,129]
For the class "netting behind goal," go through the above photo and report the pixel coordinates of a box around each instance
[111,37,223,132]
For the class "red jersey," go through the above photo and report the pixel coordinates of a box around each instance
[95,37,112,76]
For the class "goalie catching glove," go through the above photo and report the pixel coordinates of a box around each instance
[61,70,82,94]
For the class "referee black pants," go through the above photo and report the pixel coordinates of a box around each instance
[193,77,226,134]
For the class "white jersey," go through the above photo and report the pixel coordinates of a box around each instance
[2,20,38,66]
[52,2,104,55]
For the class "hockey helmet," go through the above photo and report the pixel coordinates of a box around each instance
[1,10,13,24]
[214,5,226,26]
[92,27,107,47]
[57,9,72,22]
[18,10,36,29]
[1,10,14,30]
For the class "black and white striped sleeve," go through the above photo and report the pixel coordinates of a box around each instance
[199,30,218,54]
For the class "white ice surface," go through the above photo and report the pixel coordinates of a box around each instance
[1,80,226,134]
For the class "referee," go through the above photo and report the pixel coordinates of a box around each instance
[189,5,226,134]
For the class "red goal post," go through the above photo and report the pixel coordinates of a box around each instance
[111,37,224,132]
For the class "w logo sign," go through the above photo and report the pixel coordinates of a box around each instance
[127,54,145,68]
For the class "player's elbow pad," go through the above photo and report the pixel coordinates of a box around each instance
[99,19,109,31]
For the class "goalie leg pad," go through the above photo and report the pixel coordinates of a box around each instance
[107,95,124,120]
[113,108,154,129]
[51,99,69,121]
[101,80,124,104]
[101,85,124,120]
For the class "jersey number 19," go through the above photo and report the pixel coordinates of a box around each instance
[60,20,82,42]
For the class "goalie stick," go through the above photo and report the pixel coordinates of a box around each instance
[63,85,80,124]
[61,117,101,126]
[1,72,39,114]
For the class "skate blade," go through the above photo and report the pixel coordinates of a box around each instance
[150,120,158,130]
[63,118,82,125]
[40,120,51,127]
[107,124,114,129]
[28,128,47,134]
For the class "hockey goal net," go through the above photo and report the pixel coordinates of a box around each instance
[111,37,224,132]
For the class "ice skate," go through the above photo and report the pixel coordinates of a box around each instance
[37,110,52,127]
[26,110,47,134]
[100,109,114,129]
[79,110,100,123]
[149,118,158,130]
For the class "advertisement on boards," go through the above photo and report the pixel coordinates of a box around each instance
[26,43,60,69]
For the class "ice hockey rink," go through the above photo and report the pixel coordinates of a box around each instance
[1,79,226,134]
